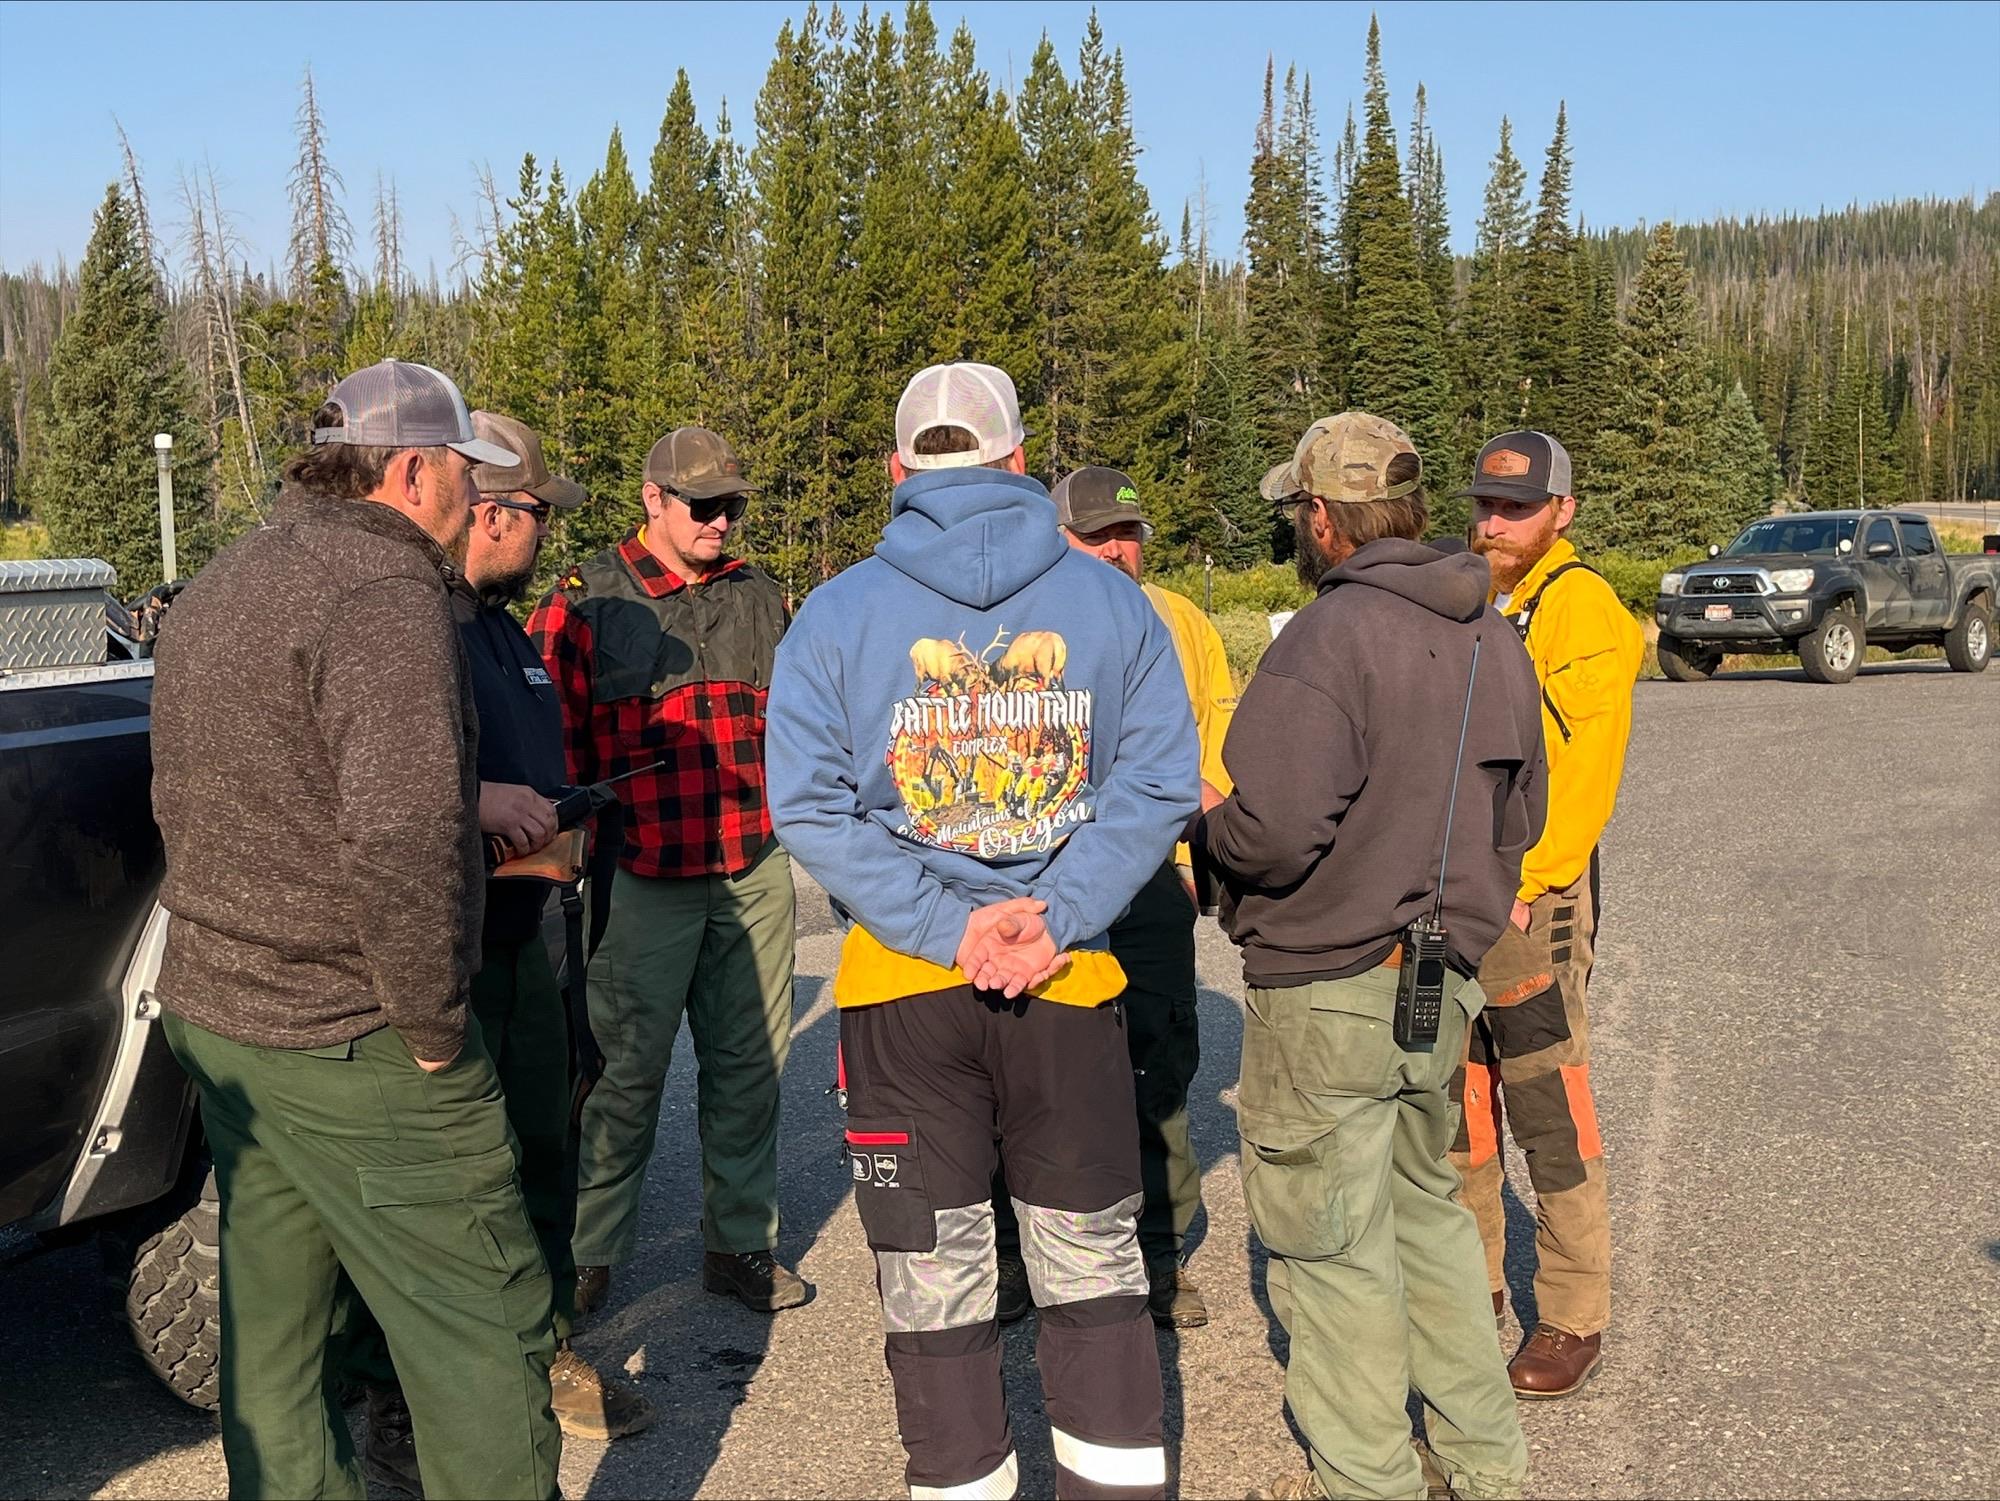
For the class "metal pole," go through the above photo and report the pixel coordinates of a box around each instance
[1203,553,1214,614]
[154,433,178,584]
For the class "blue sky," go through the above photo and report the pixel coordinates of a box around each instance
[1,0,1996,280]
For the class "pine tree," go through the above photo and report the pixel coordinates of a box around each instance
[1243,60,1327,458]
[29,186,207,588]
[1406,84,1453,323]
[1564,243,1620,494]
[1709,377,1780,534]
[1516,104,1578,436]
[572,128,646,564]
[1344,18,1455,499]
[1015,34,1090,475]
[639,71,722,437]
[1458,118,1530,438]
[1585,223,1719,552]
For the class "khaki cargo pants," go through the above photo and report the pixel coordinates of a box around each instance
[1240,963,1527,1501]
[1449,872,1610,1336]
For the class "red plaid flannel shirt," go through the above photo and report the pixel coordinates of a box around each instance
[527,532,774,878]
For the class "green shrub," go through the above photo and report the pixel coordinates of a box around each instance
[1212,608,1281,684]
[1149,561,1311,614]
[1592,545,1708,614]
[0,521,51,561]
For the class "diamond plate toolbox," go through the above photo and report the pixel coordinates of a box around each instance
[0,558,119,671]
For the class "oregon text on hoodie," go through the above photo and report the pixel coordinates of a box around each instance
[766,468,1200,1007]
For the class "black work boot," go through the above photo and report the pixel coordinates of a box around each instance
[702,1249,809,1312]
[995,1249,1032,1326]
[363,1384,423,1499]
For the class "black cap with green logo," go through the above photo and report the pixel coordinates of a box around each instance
[1050,466,1154,540]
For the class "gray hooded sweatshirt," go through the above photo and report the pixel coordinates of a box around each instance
[1194,537,1547,986]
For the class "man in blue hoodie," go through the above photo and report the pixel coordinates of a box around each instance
[767,362,1198,1501]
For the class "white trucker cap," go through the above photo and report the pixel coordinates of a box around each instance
[894,362,1027,470]
[313,360,518,468]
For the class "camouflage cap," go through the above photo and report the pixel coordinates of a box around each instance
[644,426,758,501]
[1260,411,1421,506]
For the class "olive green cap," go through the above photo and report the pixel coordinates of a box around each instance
[644,426,758,500]
[1260,411,1422,506]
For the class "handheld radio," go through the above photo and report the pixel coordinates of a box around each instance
[1392,634,1482,1048]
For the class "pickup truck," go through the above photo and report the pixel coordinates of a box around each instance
[1,559,218,1408]
[1653,510,1997,684]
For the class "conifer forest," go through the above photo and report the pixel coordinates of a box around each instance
[2,6,1995,598]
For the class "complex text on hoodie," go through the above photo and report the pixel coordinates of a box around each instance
[886,625,1095,860]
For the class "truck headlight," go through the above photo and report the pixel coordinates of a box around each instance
[1768,568,1813,593]
[1660,571,1686,596]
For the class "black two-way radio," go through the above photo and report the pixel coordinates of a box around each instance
[1393,633,1482,1048]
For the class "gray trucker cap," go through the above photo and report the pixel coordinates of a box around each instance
[313,360,518,468]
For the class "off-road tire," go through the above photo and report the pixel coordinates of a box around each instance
[1943,593,1991,674]
[1656,633,1722,683]
[121,1169,221,1410]
[1799,605,1864,685]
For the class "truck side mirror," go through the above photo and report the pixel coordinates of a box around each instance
[1865,540,1895,559]
[1707,543,1721,558]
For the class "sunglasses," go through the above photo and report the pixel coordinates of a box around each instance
[485,495,555,523]
[672,492,750,525]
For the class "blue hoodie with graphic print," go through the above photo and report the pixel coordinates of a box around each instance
[766,467,1199,966]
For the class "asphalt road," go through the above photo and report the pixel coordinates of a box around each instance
[2,660,1995,1500]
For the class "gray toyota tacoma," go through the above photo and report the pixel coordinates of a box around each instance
[1,558,218,1409]
[1653,510,1997,684]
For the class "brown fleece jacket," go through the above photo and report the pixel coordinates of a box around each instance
[150,485,482,1060]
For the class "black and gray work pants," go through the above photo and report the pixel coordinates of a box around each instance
[841,987,1166,1501]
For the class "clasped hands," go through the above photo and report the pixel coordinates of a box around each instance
[955,898,1070,999]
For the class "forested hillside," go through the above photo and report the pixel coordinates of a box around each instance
[2,3,1994,595]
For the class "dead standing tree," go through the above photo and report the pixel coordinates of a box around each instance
[286,67,353,405]
[178,164,265,512]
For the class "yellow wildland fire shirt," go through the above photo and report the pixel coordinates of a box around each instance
[826,584,1227,1011]
[1497,537,1645,903]
[1143,582,1237,867]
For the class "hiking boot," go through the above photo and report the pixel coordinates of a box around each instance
[1412,1435,1453,1500]
[995,1250,1032,1326]
[549,1346,657,1441]
[574,1264,612,1325]
[1509,1325,1603,1399]
[1247,1468,1327,1500]
[702,1249,809,1312]
[363,1384,423,1499]
[1146,1256,1209,1329]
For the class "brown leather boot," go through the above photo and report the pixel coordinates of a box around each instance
[1509,1325,1603,1398]
[574,1264,612,1325]
[701,1249,809,1312]
[1146,1256,1210,1329]
[549,1346,657,1441]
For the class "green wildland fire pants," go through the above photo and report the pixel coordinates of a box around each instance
[572,840,798,1265]
[165,1012,560,1501]
[1449,873,1611,1337]
[343,930,580,1394]
[996,859,1202,1263]
[1239,963,1527,1501]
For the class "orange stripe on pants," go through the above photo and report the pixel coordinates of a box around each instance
[1462,1061,1501,1167]
[1559,1062,1603,1162]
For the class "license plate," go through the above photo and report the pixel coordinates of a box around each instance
[1704,603,1733,621]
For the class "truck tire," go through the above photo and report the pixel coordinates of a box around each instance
[1943,593,1991,674]
[1656,632,1722,682]
[122,1168,222,1410]
[1799,604,1864,684]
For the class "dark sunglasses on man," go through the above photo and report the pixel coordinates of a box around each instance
[671,491,750,526]
[484,494,556,523]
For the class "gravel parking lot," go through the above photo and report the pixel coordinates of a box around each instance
[2,660,1995,1499]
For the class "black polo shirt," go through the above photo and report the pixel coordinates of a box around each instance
[453,586,568,945]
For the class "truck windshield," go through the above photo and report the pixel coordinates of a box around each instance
[1724,516,1860,556]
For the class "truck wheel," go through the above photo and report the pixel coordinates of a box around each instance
[1656,633,1721,682]
[1943,594,1991,673]
[1799,605,1864,684]
[121,1167,222,1410]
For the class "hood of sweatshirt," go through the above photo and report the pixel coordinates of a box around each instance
[876,468,1070,609]
[1318,537,1491,622]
